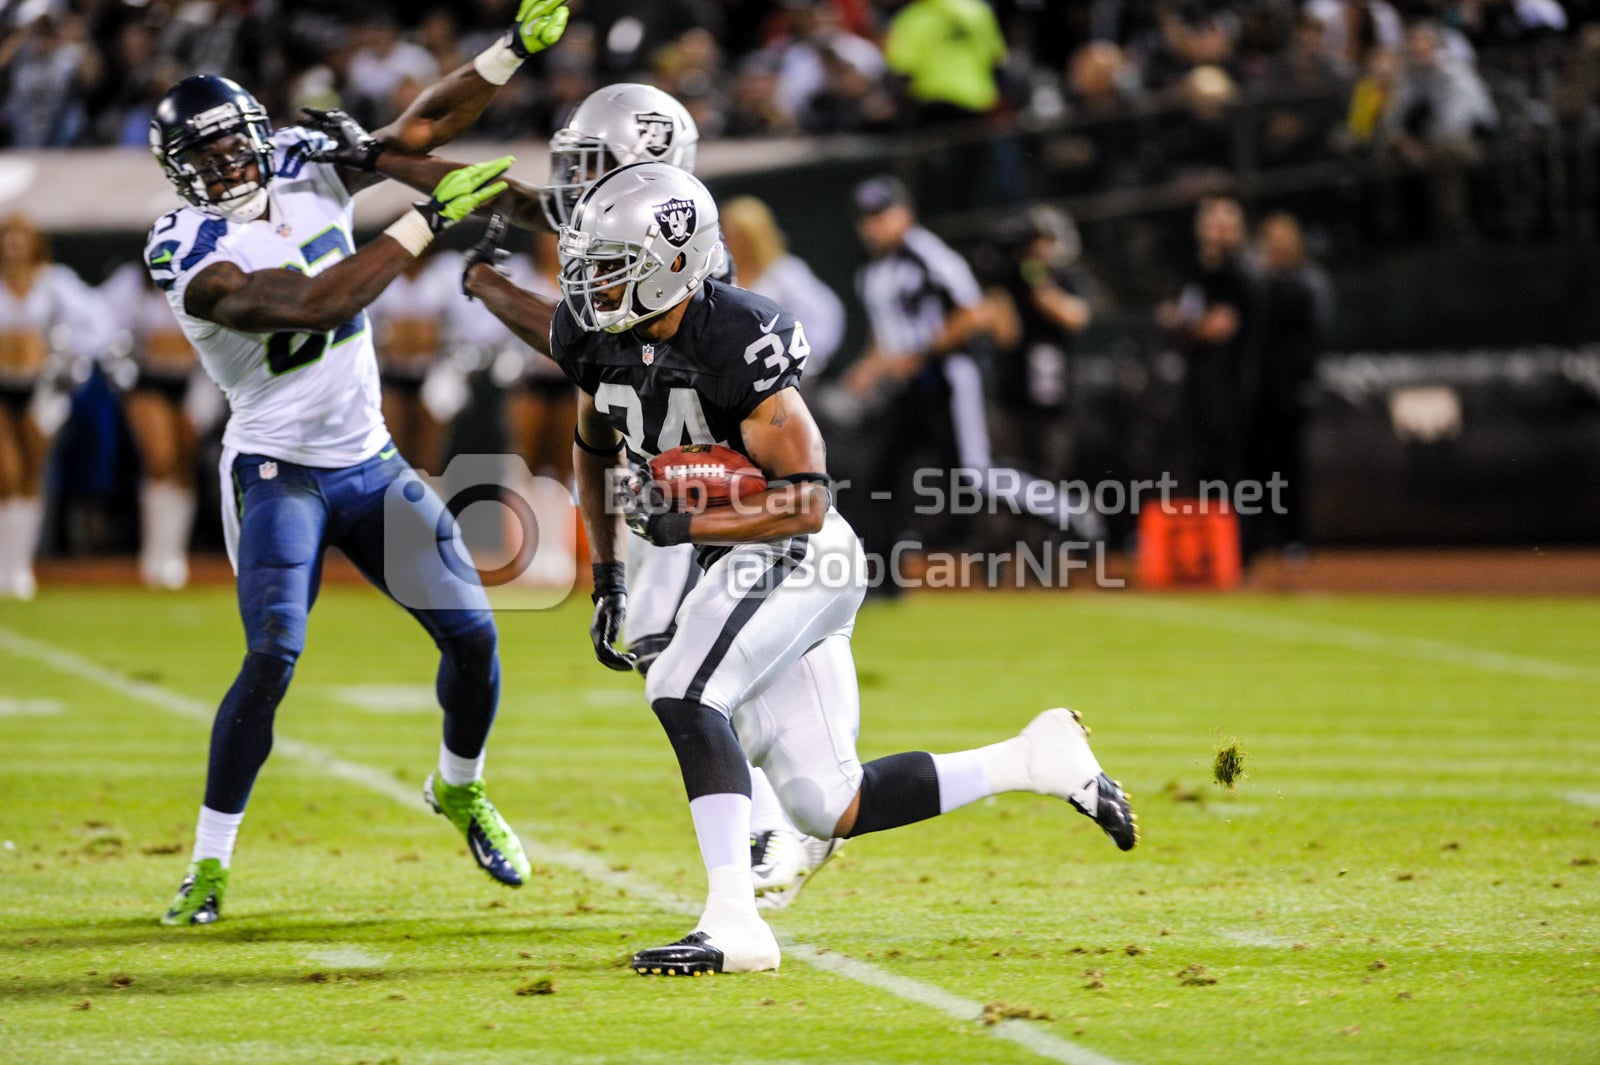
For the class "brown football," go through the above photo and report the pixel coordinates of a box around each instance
[648,444,768,511]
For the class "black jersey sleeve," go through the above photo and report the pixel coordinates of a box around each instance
[717,304,809,421]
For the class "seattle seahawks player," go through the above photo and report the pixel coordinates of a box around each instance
[149,0,571,928]
[483,162,1139,975]
[309,83,839,908]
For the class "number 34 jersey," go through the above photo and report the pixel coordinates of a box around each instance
[549,279,812,462]
[143,127,385,467]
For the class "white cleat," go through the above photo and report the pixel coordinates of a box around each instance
[141,554,189,591]
[755,833,843,910]
[632,915,780,975]
[1022,708,1139,851]
[5,570,36,601]
[751,829,805,898]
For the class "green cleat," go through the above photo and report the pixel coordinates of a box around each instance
[161,858,228,926]
[423,772,531,887]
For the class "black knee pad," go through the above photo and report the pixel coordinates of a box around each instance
[651,698,752,801]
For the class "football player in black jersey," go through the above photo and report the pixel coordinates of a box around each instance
[307,84,837,908]
[464,161,1138,976]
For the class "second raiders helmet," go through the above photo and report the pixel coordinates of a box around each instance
[541,83,699,230]
[150,75,274,223]
[558,162,722,333]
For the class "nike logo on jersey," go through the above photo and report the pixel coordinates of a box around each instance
[759,313,781,334]
[379,447,397,460]
[149,249,173,266]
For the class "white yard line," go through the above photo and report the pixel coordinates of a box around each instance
[1089,598,1600,685]
[0,624,1130,1065]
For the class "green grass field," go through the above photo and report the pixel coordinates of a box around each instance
[1,588,1597,1064]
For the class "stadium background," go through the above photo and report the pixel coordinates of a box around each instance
[2,0,1598,578]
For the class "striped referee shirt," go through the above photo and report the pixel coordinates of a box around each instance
[856,226,983,359]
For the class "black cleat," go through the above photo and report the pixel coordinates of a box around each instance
[1070,772,1140,851]
[632,932,724,976]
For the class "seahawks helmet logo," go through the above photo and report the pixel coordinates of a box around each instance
[654,198,697,248]
[634,111,675,157]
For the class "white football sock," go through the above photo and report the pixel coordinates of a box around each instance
[139,482,192,587]
[690,792,753,871]
[7,497,41,597]
[931,735,1032,813]
[689,793,762,927]
[748,767,790,835]
[0,500,18,590]
[192,806,245,867]
[438,740,484,787]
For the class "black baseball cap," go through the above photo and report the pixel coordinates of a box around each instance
[853,175,912,217]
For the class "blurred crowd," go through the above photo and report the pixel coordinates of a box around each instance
[0,169,1325,596]
[3,0,1596,150]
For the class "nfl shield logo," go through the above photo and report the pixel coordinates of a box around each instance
[634,111,676,157]
[276,224,292,239]
[653,198,697,248]
[642,344,655,366]
[260,461,278,480]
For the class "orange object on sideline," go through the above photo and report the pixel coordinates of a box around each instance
[1137,501,1241,589]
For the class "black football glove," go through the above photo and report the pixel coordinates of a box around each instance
[589,593,636,673]
[462,213,512,299]
[300,108,383,171]
[620,466,692,547]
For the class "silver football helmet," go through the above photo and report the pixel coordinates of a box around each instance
[558,162,721,333]
[540,83,699,230]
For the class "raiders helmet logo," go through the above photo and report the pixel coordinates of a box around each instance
[634,111,676,158]
[654,198,697,248]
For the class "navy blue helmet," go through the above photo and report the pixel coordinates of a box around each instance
[149,75,274,221]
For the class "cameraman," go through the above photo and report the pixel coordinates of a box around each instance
[976,205,1093,484]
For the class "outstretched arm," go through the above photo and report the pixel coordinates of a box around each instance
[307,109,552,232]
[464,265,558,355]
[185,160,511,332]
[329,0,569,193]
[374,152,552,233]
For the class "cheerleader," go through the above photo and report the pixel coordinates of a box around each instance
[0,214,108,599]
[370,250,460,474]
[100,261,224,590]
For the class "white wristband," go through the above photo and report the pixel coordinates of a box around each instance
[384,210,435,257]
[473,32,524,86]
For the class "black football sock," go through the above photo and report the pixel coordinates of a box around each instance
[846,751,943,837]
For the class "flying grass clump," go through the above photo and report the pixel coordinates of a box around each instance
[515,977,557,996]
[982,1001,1053,1025]
[1213,738,1248,790]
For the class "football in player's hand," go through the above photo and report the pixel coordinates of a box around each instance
[648,444,767,511]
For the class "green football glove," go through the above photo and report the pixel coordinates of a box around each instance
[415,157,514,233]
[510,0,570,58]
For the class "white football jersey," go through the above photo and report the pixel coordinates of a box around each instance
[145,127,387,467]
